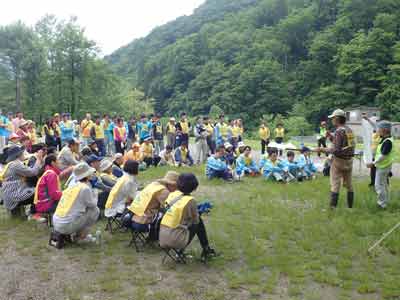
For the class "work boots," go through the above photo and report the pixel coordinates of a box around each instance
[347,192,354,208]
[330,192,339,208]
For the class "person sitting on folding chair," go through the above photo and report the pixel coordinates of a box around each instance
[159,173,217,263]
[104,160,139,230]
[127,171,179,241]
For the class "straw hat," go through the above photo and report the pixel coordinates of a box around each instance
[73,162,96,181]
[158,171,179,186]
[113,153,123,161]
[100,158,113,172]
[169,117,176,122]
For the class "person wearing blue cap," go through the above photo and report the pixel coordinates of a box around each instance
[367,121,395,209]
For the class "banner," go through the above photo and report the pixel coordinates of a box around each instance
[362,119,374,164]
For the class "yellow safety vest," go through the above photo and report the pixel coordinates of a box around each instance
[0,163,10,182]
[232,126,241,138]
[55,183,85,218]
[128,182,165,217]
[161,191,193,229]
[180,121,189,134]
[275,127,285,138]
[93,124,105,139]
[105,175,130,209]
[372,132,381,152]
[141,143,153,158]
[34,169,61,204]
[81,120,93,137]
[125,149,142,162]
[259,127,270,140]
[180,147,188,161]
[244,155,253,166]
[100,172,117,182]
[166,123,176,134]
[114,127,126,140]
[156,123,163,134]
[205,124,214,135]
[375,137,396,169]
[219,123,228,138]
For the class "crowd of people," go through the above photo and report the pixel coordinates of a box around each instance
[0,108,396,260]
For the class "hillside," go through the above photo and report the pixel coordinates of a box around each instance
[107,0,400,125]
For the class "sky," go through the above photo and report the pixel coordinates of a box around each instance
[0,0,205,55]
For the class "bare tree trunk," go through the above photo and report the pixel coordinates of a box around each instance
[15,73,21,111]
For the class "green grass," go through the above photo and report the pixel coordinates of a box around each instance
[1,165,400,299]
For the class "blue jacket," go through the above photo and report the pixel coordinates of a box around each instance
[206,156,228,179]
[60,121,75,141]
[296,154,317,176]
[0,116,10,138]
[137,121,153,140]
[236,154,258,175]
[259,155,286,178]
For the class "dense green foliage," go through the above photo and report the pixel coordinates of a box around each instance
[107,0,400,127]
[0,16,153,121]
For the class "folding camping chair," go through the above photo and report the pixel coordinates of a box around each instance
[128,222,150,252]
[105,213,123,234]
[161,248,187,264]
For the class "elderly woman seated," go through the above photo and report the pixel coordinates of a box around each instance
[52,163,100,243]
[126,171,179,240]
[159,173,217,262]
[0,145,44,217]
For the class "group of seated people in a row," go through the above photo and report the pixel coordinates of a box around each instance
[206,142,318,182]
[124,138,194,170]
[0,137,216,261]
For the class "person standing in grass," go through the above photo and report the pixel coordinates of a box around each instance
[317,121,328,157]
[215,114,229,147]
[319,109,355,209]
[60,113,74,146]
[0,109,11,154]
[274,123,285,156]
[203,116,215,155]
[194,117,208,165]
[166,117,177,149]
[367,121,395,209]
[80,113,93,147]
[176,112,191,147]
[259,121,270,155]
[91,115,106,157]
[102,114,114,156]
[114,118,127,154]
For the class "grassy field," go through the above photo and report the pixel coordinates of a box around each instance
[1,164,400,300]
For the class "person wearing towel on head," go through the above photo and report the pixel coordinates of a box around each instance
[367,121,395,209]
[52,163,100,242]
[99,158,117,187]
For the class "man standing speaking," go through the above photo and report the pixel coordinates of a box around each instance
[319,109,356,209]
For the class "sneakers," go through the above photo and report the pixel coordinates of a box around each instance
[29,213,47,223]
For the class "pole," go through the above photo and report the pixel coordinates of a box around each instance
[368,221,400,253]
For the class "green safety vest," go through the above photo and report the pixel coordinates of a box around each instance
[320,127,327,137]
[375,137,396,169]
